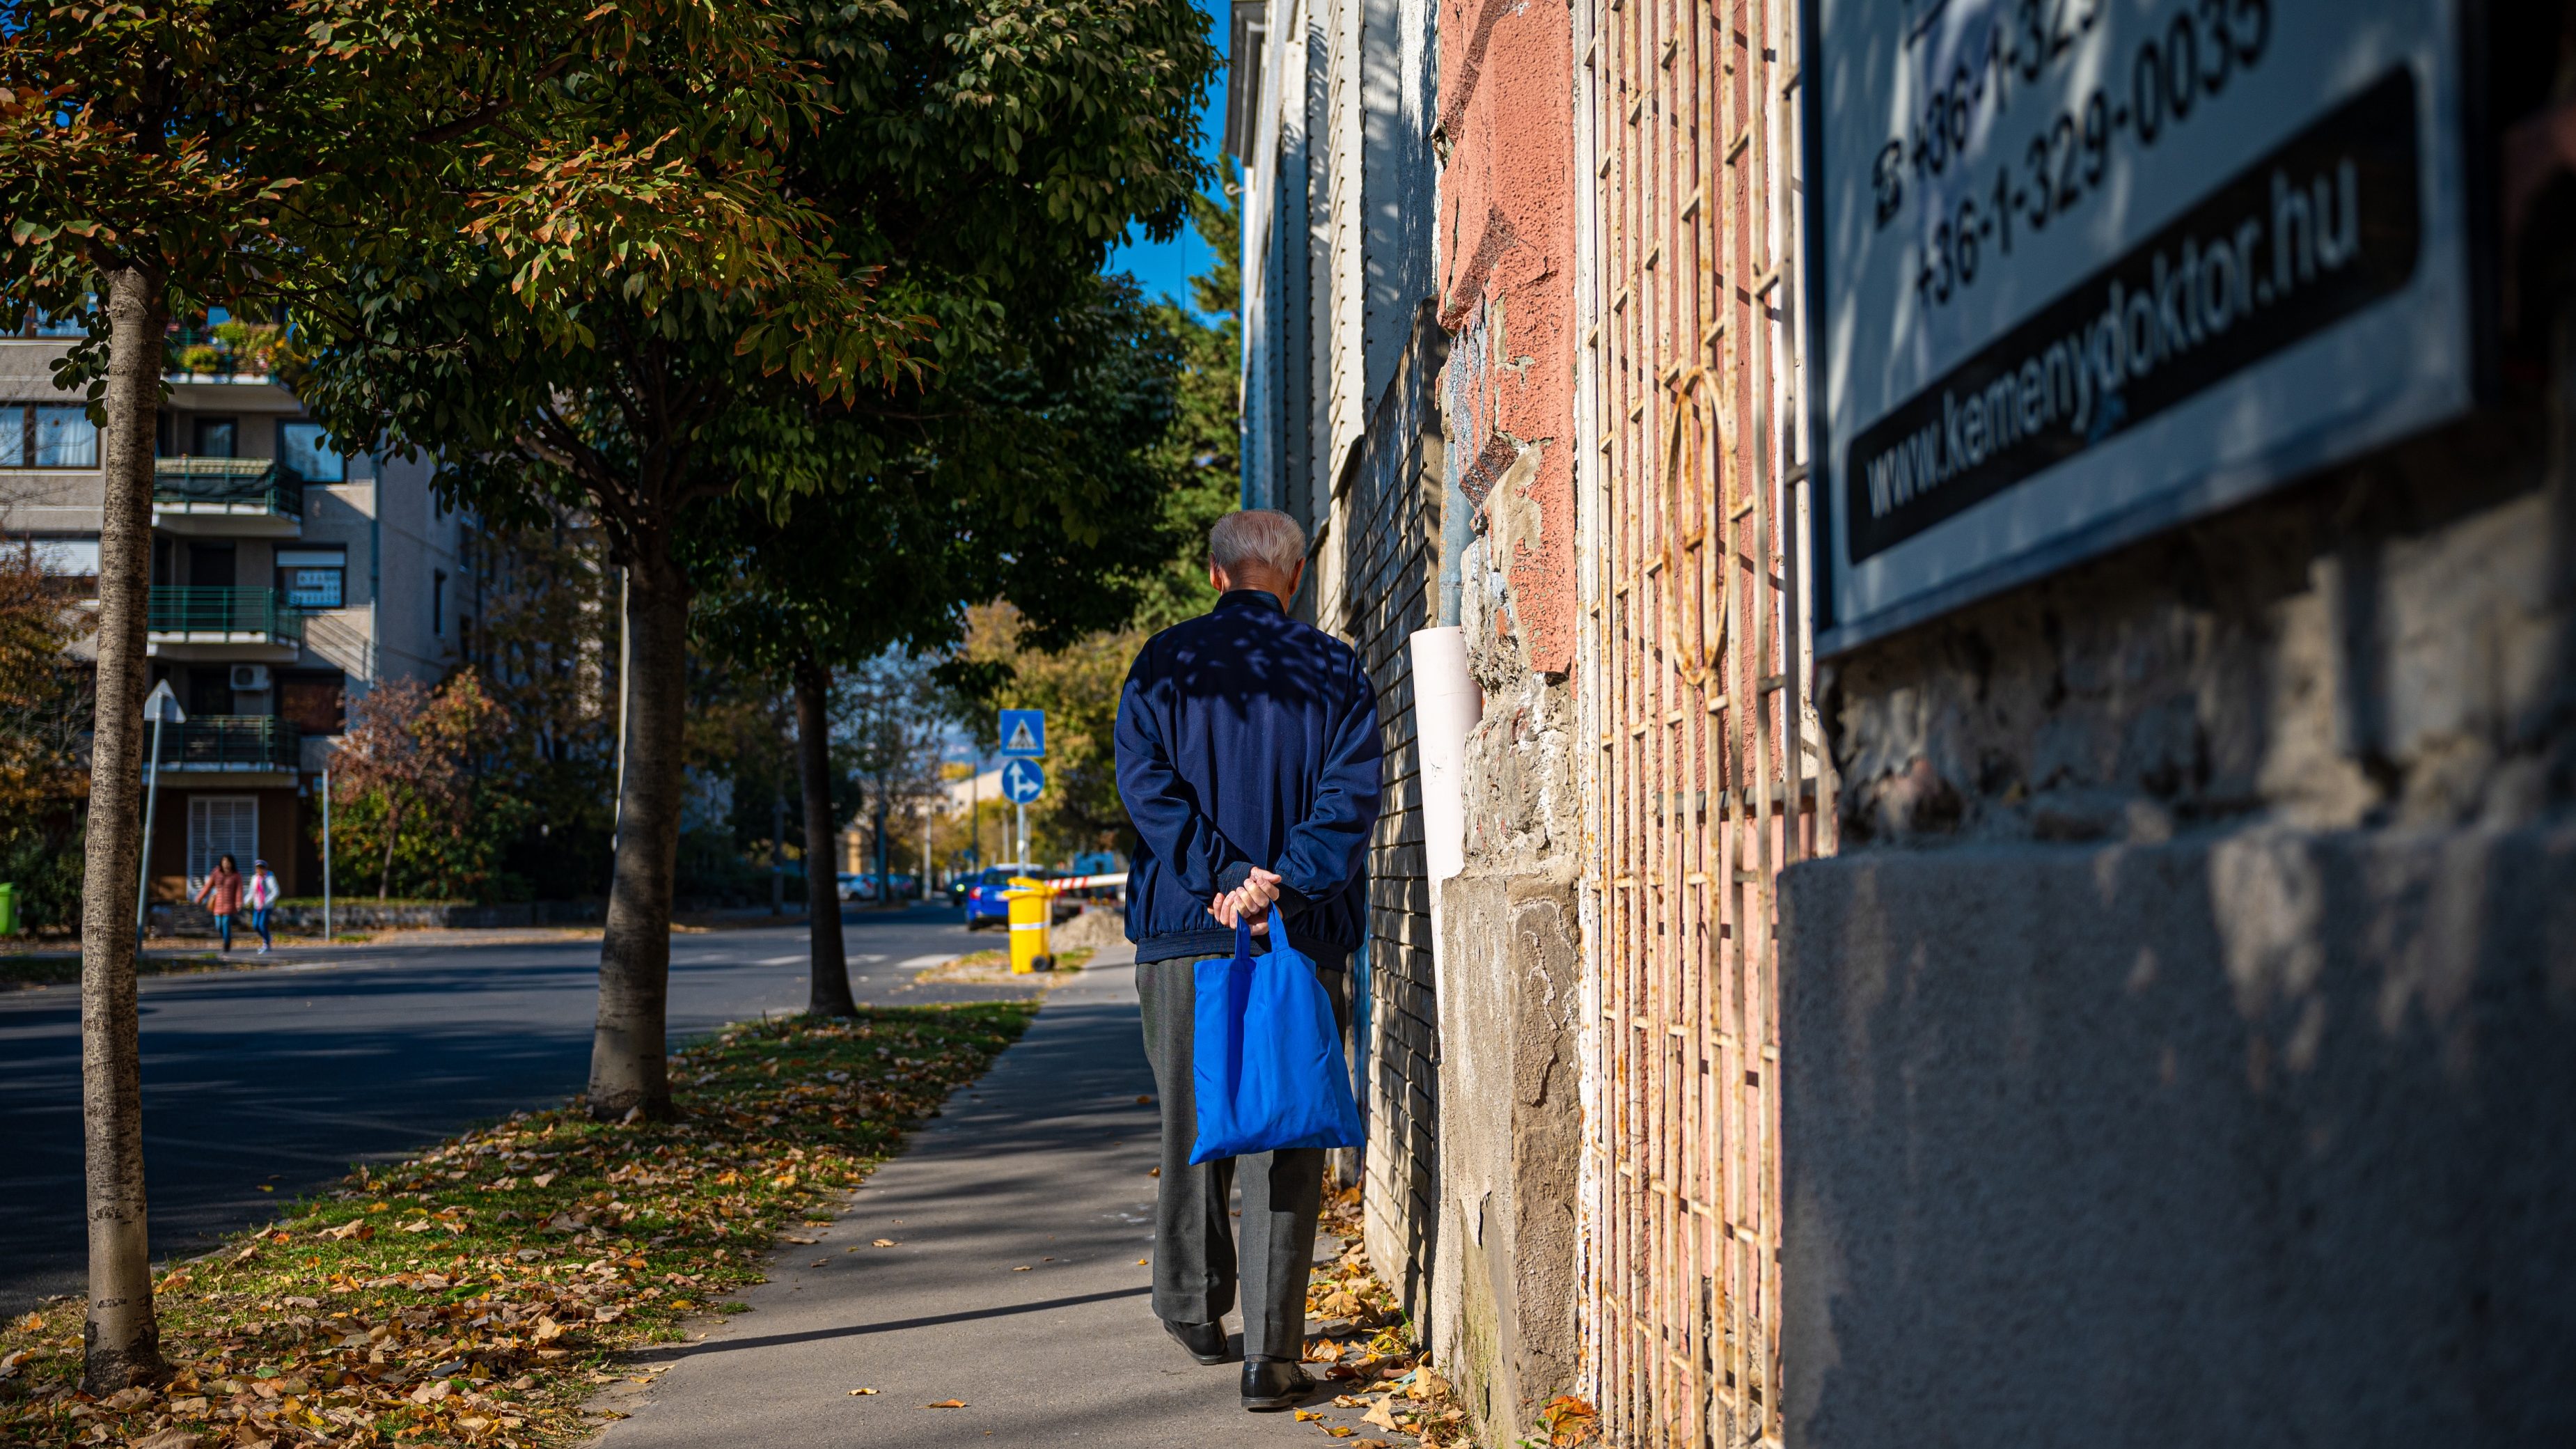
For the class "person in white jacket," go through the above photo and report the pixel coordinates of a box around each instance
[245,859,281,954]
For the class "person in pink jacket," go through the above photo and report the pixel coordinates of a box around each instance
[193,854,243,953]
[244,859,281,953]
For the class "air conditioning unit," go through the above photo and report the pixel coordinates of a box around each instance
[230,664,271,691]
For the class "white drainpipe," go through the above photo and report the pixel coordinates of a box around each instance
[1408,626,1482,1003]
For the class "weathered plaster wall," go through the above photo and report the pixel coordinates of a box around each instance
[1780,827,2576,1449]
[1436,0,1579,676]
[1429,0,1587,1423]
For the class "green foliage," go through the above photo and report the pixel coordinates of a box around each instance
[0,813,86,935]
[1133,186,1246,630]
[961,604,1137,858]
[468,519,622,898]
[0,539,95,934]
[944,188,1246,856]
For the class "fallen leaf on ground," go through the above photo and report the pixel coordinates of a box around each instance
[1363,1400,1401,1430]
[1148,1166,1161,1177]
[783,1235,818,1244]
[1294,1409,1324,1421]
[1012,1265,1031,1271]
[1136,1258,1148,1265]
[872,1239,897,1247]
[925,1398,967,1409]
[130,1430,200,1449]
[847,1388,879,1396]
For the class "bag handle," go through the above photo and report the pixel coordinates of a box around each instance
[1230,905,1294,961]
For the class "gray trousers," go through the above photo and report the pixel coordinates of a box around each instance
[1136,953,1349,1361]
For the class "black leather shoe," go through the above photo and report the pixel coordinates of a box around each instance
[1163,1317,1233,1365]
[1240,1356,1314,1411]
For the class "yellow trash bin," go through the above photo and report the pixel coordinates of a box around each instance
[1004,876,1055,973]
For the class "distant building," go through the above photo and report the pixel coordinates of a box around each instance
[0,312,470,904]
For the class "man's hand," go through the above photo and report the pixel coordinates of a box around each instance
[1209,868,1285,936]
[1228,867,1284,918]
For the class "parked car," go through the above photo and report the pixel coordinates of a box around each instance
[836,872,877,901]
[959,864,1042,930]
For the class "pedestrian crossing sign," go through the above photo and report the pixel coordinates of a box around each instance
[998,709,1045,758]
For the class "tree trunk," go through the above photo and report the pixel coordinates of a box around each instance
[379,797,402,899]
[589,554,689,1121]
[795,655,856,1016]
[78,263,168,1393]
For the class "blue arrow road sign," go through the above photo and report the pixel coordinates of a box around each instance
[998,709,1045,757]
[1000,758,1046,804]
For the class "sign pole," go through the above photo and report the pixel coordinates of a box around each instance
[1016,801,1027,868]
[134,710,166,939]
[322,765,333,940]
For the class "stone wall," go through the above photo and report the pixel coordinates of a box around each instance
[1779,33,2576,1448]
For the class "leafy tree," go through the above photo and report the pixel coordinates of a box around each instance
[0,539,97,932]
[465,517,621,900]
[690,273,1197,1007]
[0,0,831,1384]
[323,673,526,900]
[960,602,1138,858]
[1134,187,1248,630]
[948,190,1247,856]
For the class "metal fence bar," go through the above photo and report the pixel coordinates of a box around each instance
[1582,0,1817,1441]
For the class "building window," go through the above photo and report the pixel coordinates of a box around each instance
[278,670,347,735]
[0,405,100,467]
[432,570,446,636]
[275,547,347,609]
[33,407,98,467]
[186,796,258,895]
[20,536,99,579]
[194,417,237,457]
[277,421,344,483]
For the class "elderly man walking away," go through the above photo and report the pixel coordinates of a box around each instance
[1115,508,1383,1412]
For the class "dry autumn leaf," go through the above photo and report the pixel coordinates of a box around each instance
[925,1398,967,1409]
[847,1387,879,1396]
[872,1238,897,1247]
[1362,1399,1401,1430]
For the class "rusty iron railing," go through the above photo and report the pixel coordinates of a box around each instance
[1580,0,1825,1442]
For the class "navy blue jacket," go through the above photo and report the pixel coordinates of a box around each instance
[1115,590,1382,965]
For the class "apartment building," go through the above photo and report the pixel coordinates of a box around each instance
[0,313,470,904]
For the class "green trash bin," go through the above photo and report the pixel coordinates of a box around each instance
[0,882,17,937]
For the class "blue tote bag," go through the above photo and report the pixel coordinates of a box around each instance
[1189,906,1364,1165]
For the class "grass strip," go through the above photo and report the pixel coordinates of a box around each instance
[0,952,281,992]
[0,1001,1036,1448]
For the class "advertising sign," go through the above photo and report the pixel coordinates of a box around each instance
[1805,0,2474,652]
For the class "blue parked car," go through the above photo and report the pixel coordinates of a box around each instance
[959,865,1042,930]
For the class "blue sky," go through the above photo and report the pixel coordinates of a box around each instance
[1101,0,1231,317]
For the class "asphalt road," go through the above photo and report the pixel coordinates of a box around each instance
[0,902,1021,1313]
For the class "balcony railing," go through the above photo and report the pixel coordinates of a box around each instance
[145,716,301,772]
[146,587,304,647]
[152,456,304,520]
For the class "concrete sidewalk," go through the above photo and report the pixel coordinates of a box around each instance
[594,948,1336,1447]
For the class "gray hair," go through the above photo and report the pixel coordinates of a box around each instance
[1209,508,1307,574]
